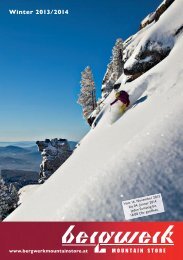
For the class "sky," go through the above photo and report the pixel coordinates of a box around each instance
[0,0,161,142]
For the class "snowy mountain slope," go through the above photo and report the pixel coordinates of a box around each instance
[5,0,183,221]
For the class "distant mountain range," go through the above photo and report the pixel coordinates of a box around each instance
[0,141,77,149]
[0,141,77,189]
[0,141,36,147]
[0,141,77,171]
[0,145,41,172]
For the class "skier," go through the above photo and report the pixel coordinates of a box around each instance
[110,90,130,113]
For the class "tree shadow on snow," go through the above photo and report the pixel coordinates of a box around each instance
[132,95,148,108]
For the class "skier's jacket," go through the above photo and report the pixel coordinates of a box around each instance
[110,90,130,107]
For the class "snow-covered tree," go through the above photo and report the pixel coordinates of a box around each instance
[8,184,19,210]
[0,178,10,221]
[78,66,97,120]
[102,62,113,84]
[102,38,124,97]
[112,38,124,78]
[0,177,19,221]
[102,61,115,97]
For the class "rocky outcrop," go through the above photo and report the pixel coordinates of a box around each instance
[140,0,175,29]
[124,41,171,76]
[123,0,176,80]
[36,138,72,182]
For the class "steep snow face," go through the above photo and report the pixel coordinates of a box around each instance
[5,1,183,221]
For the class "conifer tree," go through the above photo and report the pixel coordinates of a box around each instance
[8,184,19,210]
[102,38,124,97]
[0,178,19,221]
[0,178,10,221]
[78,66,97,120]
[112,38,124,79]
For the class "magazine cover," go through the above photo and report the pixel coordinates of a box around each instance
[0,0,183,259]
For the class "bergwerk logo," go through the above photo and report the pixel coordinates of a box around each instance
[61,225,174,254]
